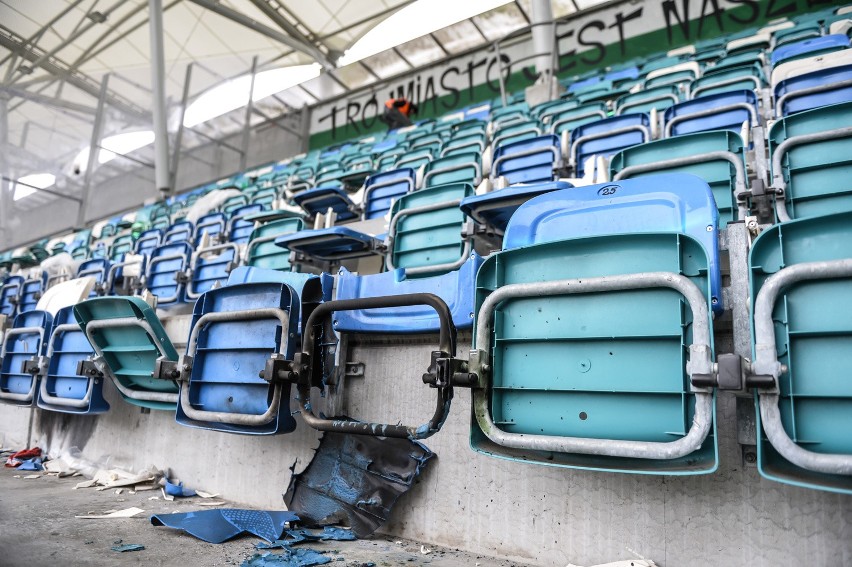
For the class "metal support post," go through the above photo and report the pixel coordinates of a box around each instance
[0,93,10,246]
[530,0,555,80]
[170,62,192,190]
[148,0,171,198]
[299,104,311,153]
[240,56,258,171]
[77,74,109,228]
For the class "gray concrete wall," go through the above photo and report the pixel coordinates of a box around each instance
[1,332,849,566]
[2,116,304,250]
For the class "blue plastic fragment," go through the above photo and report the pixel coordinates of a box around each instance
[163,478,196,497]
[111,544,145,552]
[17,457,43,471]
[150,509,299,543]
[319,527,356,541]
[242,549,332,567]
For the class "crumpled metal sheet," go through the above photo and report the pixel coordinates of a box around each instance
[284,429,435,537]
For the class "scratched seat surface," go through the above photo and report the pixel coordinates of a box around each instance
[175,278,307,435]
[37,305,109,414]
[470,174,720,474]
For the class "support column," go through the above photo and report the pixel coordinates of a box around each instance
[0,93,9,248]
[530,0,555,80]
[77,74,109,228]
[240,56,258,172]
[170,62,192,191]
[149,0,171,198]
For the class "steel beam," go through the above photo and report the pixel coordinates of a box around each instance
[0,93,10,245]
[0,25,150,122]
[171,63,192,190]
[0,85,97,115]
[246,0,333,67]
[241,56,258,171]
[189,0,334,69]
[78,74,110,228]
[148,0,171,197]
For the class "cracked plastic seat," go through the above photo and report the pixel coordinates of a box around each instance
[469,173,720,474]
[36,305,109,414]
[74,296,180,410]
[749,211,852,493]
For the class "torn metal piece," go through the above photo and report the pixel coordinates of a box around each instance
[284,428,435,537]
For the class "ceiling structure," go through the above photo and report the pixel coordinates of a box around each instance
[0,0,592,212]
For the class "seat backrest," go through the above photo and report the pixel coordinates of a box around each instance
[0,275,23,317]
[774,63,852,116]
[388,183,475,278]
[423,152,482,188]
[492,134,561,185]
[546,102,608,135]
[616,85,680,115]
[665,90,758,136]
[246,218,304,272]
[768,100,852,221]
[0,310,52,406]
[504,173,720,305]
[570,113,651,177]
[193,212,227,247]
[165,220,193,244]
[771,34,849,67]
[690,63,765,98]
[109,234,135,262]
[363,168,415,220]
[228,204,264,244]
[610,130,746,225]
[147,241,192,305]
[19,272,46,313]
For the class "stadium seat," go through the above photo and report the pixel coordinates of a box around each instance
[245,217,304,272]
[0,310,53,406]
[570,113,651,177]
[611,130,748,225]
[749,211,852,493]
[771,34,850,67]
[469,173,720,474]
[768,100,852,222]
[664,90,759,137]
[492,135,562,185]
[73,297,180,410]
[772,50,852,116]
[36,305,110,414]
[460,181,572,233]
[146,241,193,306]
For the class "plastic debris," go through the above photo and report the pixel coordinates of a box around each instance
[163,478,197,498]
[17,457,44,471]
[284,429,434,537]
[150,509,300,544]
[196,490,220,498]
[420,545,431,555]
[196,501,226,506]
[243,548,331,567]
[76,506,145,519]
[22,474,42,479]
[111,544,145,553]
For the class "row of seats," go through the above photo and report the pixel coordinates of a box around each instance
[1,7,850,498]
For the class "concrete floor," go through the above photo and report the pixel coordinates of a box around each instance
[0,466,535,567]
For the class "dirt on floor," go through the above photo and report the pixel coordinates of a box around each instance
[0,466,535,567]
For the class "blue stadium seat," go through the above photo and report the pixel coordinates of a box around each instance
[174,269,327,435]
[0,275,23,318]
[135,229,163,256]
[0,310,53,406]
[570,113,651,177]
[186,242,240,300]
[36,305,109,414]
[771,34,850,67]
[227,203,265,245]
[469,173,720,474]
[292,187,359,221]
[165,220,193,244]
[749,211,852,493]
[193,212,227,247]
[333,183,482,334]
[363,168,415,220]
[460,181,571,233]
[19,272,47,313]
[774,63,852,117]
[76,258,111,297]
[491,135,562,185]
[146,241,192,306]
[664,90,758,137]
